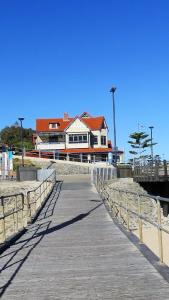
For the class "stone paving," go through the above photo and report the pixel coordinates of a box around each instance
[1,175,169,299]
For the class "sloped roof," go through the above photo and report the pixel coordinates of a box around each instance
[36,118,74,132]
[36,114,106,132]
[82,116,105,131]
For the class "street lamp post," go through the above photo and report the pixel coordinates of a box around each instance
[18,117,24,166]
[149,126,154,166]
[110,86,117,165]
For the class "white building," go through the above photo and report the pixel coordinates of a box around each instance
[33,112,124,163]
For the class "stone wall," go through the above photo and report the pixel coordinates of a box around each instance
[14,156,91,175]
[49,161,90,175]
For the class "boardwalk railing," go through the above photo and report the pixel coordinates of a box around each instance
[91,166,117,183]
[0,170,56,245]
[133,160,169,182]
[27,170,56,220]
[25,149,109,163]
[96,177,169,264]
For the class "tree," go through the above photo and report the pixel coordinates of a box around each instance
[128,131,152,164]
[0,125,35,150]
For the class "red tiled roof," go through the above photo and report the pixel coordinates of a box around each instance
[36,114,106,132]
[36,118,74,132]
[82,116,105,131]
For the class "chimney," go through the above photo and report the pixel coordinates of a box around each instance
[63,112,69,121]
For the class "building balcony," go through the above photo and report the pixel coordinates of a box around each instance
[36,142,66,150]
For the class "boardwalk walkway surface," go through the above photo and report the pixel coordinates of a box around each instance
[1,175,169,299]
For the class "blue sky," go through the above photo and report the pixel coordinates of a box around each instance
[0,0,169,160]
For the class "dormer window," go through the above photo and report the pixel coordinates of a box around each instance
[49,122,60,129]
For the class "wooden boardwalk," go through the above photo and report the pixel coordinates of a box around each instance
[1,175,169,299]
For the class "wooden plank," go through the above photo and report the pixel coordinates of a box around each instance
[1,175,169,299]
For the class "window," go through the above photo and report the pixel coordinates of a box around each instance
[69,135,73,142]
[69,134,88,143]
[101,136,106,145]
[94,136,98,144]
[48,134,65,143]
[113,155,120,162]
[49,122,60,129]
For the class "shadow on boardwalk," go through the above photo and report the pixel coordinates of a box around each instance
[15,201,103,245]
[0,181,62,298]
[0,181,102,298]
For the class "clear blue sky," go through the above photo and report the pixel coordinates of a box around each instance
[0,0,169,160]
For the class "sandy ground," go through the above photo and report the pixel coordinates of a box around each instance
[0,180,40,197]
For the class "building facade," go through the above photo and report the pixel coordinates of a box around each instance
[34,112,123,163]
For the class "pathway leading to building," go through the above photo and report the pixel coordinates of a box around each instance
[1,175,169,299]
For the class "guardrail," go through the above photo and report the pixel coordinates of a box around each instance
[27,171,56,220]
[25,150,109,163]
[91,166,117,183]
[133,160,169,181]
[0,170,56,245]
[95,176,169,264]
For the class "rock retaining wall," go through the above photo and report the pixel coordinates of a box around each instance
[14,156,91,175]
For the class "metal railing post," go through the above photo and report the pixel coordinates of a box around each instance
[15,196,19,232]
[157,197,163,263]
[137,194,143,243]
[20,194,24,229]
[118,190,122,221]
[126,192,130,231]
[27,191,31,220]
[1,197,6,242]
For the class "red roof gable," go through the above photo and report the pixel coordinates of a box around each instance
[36,118,74,132]
[36,114,106,132]
[82,116,105,130]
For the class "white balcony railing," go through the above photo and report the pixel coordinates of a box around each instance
[37,142,65,150]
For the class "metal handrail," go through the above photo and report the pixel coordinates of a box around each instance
[0,194,24,220]
[0,192,25,243]
[28,170,56,193]
[96,176,169,264]
[106,185,169,203]
[27,170,56,219]
[0,170,56,245]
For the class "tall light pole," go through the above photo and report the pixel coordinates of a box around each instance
[149,126,154,165]
[110,86,117,165]
[18,117,24,166]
